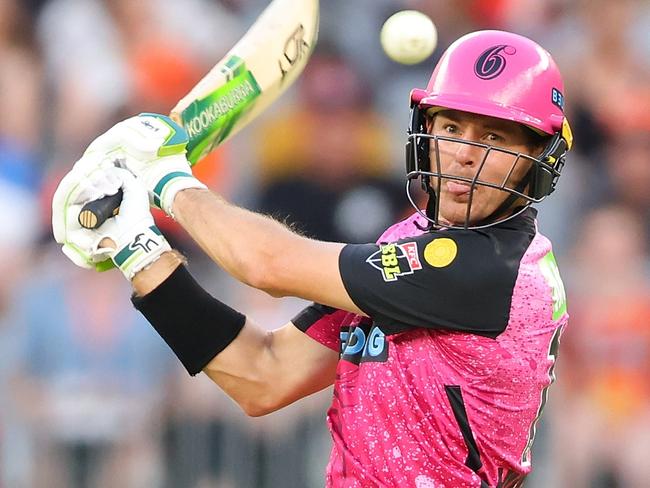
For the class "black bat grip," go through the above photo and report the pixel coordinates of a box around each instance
[78,189,123,229]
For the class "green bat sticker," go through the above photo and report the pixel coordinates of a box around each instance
[180,56,262,164]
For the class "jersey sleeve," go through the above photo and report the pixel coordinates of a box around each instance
[338,228,534,337]
[291,303,348,352]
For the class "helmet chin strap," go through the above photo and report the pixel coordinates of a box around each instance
[415,183,438,231]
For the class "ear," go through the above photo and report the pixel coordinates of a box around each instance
[425,113,435,133]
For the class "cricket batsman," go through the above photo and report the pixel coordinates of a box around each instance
[53,30,572,487]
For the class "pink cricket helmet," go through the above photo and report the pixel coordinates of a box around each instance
[405,30,573,229]
[413,30,567,137]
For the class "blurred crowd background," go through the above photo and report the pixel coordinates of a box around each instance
[1,0,649,486]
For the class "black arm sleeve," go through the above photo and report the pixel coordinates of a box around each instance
[132,266,246,375]
[338,226,534,337]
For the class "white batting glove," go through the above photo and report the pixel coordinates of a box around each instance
[84,113,207,218]
[52,162,171,279]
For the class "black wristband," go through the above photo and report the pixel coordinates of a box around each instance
[132,265,246,375]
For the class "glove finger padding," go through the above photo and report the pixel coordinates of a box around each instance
[61,239,114,271]
[52,166,114,270]
[52,157,119,273]
[52,163,170,278]
[73,167,123,205]
[91,167,171,279]
[84,113,207,217]
[52,153,120,244]
[84,113,188,163]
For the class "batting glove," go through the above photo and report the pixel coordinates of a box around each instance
[83,113,207,218]
[52,161,171,280]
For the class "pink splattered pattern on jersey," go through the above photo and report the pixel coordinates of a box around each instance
[310,213,568,487]
[305,309,350,352]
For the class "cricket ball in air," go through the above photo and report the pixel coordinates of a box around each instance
[380,10,437,65]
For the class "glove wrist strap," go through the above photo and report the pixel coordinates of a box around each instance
[112,225,172,279]
[152,172,207,217]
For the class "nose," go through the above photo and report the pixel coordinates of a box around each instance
[453,138,483,167]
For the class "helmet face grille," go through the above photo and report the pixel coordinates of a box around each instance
[405,132,566,230]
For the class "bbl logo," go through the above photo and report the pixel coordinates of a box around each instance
[551,87,565,111]
[474,45,516,80]
[367,242,422,282]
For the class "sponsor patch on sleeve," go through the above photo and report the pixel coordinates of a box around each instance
[366,242,422,282]
[423,238,457,268]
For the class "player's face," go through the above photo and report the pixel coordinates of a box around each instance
[427,110,541,225]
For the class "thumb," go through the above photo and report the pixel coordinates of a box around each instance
[115,167,150,214]
[61,243,94,269]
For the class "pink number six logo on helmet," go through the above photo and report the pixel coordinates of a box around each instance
[474,45,517,80]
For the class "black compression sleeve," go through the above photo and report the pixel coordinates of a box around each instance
[131,265,246,376]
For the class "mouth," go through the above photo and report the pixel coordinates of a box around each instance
[445,180,474,196]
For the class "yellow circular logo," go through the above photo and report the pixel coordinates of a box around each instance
[424,238,457,268]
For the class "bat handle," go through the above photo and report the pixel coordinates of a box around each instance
[78,190,123,229]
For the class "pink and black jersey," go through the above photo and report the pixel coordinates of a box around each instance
[292,208,568,488]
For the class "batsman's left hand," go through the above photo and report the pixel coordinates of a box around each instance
[83,113,207,218]
[52,160,171,279]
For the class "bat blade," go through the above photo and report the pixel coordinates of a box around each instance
[172,0,319,164]
[79,0,320,229]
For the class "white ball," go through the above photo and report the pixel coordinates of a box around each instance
[380,10,437,65]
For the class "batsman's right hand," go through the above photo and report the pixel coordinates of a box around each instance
[83,113,207,218]
[52,161,172,279]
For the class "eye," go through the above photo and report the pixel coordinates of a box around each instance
[443,124,459,134]
[486,132,505,143]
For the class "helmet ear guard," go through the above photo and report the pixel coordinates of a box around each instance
[405,89,437,227]
[406,89,431,175]
[528,131,569,200]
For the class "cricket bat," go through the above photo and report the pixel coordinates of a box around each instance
[79,0,319,229]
